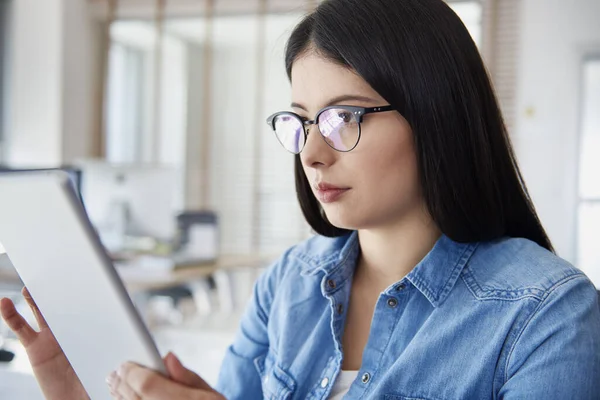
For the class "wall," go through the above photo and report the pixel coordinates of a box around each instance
[7,0,63,166]
[0,0,12,160]
[6,0,102,167]
[514,0,600,262]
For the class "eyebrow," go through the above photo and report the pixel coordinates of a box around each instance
[290,94,380,112]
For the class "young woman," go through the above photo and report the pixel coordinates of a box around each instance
[2,0,599,399]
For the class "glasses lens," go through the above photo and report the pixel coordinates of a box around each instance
[318,108,359,152]
[273,114,305,154]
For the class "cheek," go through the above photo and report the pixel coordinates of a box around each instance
[356,132,420,201]
[301,163,316,186]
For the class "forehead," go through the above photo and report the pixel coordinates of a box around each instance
[290,53,384,109]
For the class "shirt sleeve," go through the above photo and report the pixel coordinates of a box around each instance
[498,274,600,399]
[214,256,284,400]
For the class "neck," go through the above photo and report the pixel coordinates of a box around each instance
[355,210,441,291]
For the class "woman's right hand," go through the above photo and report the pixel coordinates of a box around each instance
[0,287,89,400]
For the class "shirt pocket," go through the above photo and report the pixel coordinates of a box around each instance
[254,351,297,400]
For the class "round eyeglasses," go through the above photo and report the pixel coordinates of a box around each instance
[266,105,396,154]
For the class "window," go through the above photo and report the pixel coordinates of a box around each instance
[448,1,482,48]
[105,42,146,163]
[102,6,484,256]
[577,57,600,287]
[105,15,309,255]
[107,20,188,166]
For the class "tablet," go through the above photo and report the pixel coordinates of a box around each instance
[0,170,166,399]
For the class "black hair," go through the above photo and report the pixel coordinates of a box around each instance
[285,0,554,252]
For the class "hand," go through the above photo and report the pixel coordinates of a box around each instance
[107,352,226,400]
[0,288,89,400]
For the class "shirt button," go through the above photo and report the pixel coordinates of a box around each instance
[327,279,336,289]
[387,298,398,308]
[396,283,406,291]
[361,372,371,383]
[337,304,344,314]
[321,377,329,388]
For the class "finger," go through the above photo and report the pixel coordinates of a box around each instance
[0,297,38,346]
[164,352,213,391]
[22,287,49,330]
[119,362,208,400]
[108,371,141,400]
[119,362,163,398]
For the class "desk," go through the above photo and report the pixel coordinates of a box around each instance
[1,253,275,294]
[118,254,274,293]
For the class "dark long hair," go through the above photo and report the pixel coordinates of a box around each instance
[284,0,554,252]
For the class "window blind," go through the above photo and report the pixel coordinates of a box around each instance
[480,0,521,133]
[205,13,310,255]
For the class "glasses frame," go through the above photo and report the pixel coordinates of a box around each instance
[266,104,396,153]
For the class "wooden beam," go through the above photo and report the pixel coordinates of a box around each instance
[251,0,268,251]
[95,0,119,159]
[199,0,215,209]
[151,0,167,163]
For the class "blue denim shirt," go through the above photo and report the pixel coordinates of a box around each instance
[215,232,600,399]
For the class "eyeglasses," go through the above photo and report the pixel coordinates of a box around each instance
[266,105,396,154]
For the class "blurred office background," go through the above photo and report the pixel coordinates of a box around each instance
[0,0,599,398]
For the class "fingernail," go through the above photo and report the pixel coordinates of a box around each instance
[106,371,116,385]
[170,353,183,369]
[117,364,125,377]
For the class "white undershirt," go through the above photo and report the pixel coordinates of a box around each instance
[328,370,359,399]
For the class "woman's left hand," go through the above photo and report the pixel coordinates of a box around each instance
[107,352,225,400]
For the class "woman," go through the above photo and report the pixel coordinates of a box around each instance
[2,0,599,399]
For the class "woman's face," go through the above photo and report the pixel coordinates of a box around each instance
[291,52,424,231]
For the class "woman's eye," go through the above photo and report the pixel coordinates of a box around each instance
[338,112,352,123]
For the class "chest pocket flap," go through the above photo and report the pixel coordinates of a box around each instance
[254,351,297,400]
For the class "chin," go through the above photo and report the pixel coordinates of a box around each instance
[322,209,363,231]
[323,204,409,232]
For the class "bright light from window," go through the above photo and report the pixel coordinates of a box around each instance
[578,60,600,199]
[577,58,600,287]
[449,1,483,48]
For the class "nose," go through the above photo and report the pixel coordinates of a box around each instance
[300,122,337,169]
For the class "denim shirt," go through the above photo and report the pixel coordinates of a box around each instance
[215,232,600,399]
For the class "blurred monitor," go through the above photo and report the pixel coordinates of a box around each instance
[77,161,181,248]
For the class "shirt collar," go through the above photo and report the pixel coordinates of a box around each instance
[294,231,479,307]
[405,234,478,307]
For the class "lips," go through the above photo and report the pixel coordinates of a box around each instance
[314,182,350,204]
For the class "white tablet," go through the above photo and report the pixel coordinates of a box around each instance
[0,170,166,399]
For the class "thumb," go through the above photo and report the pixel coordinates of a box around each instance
[164,352,214,392]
